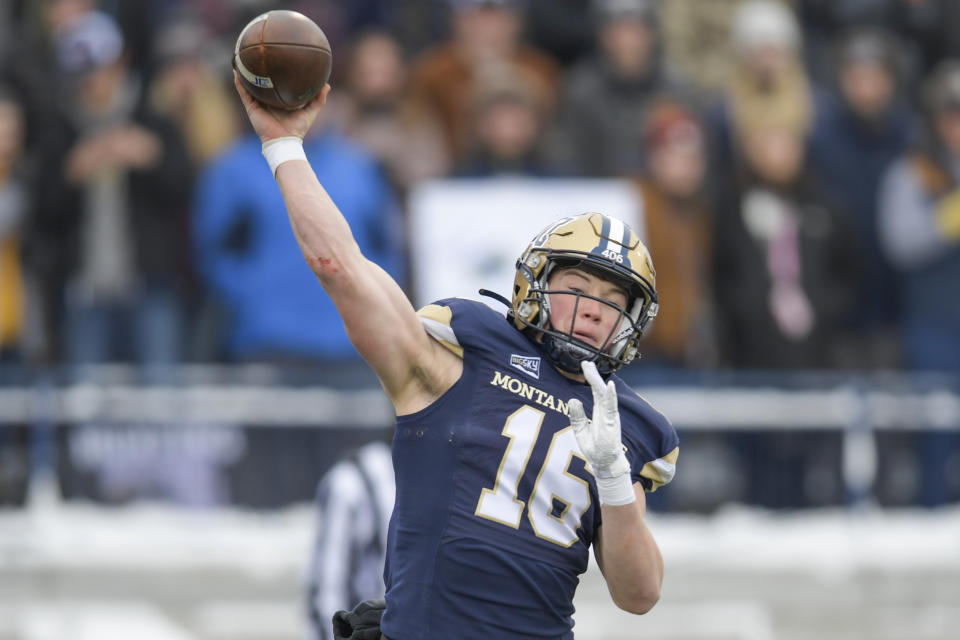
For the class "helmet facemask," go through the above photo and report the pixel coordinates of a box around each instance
[514,248,658,375]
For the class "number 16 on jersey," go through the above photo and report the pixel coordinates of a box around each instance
[475,405,593,547]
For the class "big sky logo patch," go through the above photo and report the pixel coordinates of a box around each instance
[510,354,541,379]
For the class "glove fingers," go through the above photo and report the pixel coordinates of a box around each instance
[580,360,606,418]
[603,380,619,423]
[581,360,605,393]
[568,398,587,432]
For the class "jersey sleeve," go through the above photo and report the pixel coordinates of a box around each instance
[619,390,680,493]
[416,302,464,358]
[635,443,678,493]
[415,298,509,358]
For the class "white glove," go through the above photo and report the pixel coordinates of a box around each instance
[568,361,635,506]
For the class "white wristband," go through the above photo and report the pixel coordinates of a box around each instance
[596,473,636,506]
[262,136,306,177]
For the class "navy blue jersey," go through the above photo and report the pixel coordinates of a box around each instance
[381,298,679,640]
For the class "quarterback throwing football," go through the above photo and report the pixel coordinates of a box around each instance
[234,74,679,640]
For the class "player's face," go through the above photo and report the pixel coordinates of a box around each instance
[546,268,629,351]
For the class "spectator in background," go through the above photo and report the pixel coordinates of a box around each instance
[797,0,960,104]
[193,99,404,373]
[21,0,97,56]
[711,116,858,509]
[520,0,596,69]
[28,10,194,369]
[877,59,960,507]
[554,0,692,178]
[407,0,559,164]
[456,66,563,177]
[147,15,243,362]
[0,83,32,509]
[653,0,745,95]
[630,99,715,370]
[306,440,394,640]
[712,120,858,370]
[1,0,76,152]
[708,0,814,185]
[795,0,941,89]
[808,27,916,367]
[916,0,960,75]
[16,0,95,362]
[627,99,725,514]
[0,87,31,363]
[324,29,450,199]
[878,60,960,375]
[148,15,240,167]
[336,0,452,58]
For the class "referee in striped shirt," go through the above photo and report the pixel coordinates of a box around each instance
[306,441,395,640]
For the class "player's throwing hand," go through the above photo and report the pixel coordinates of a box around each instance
[233,71,329,143]
[569,360,635,506]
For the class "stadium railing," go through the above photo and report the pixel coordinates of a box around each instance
[0,365,957,509]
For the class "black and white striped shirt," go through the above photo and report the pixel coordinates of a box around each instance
[306,441,395,640]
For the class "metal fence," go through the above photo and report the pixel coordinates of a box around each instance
[0,365,958,510]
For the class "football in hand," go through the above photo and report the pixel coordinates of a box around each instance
[233,10,332,110]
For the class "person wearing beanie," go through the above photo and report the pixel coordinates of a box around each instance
[876,59,960,507]
[808,27,916,368]
[630,98,715,370]
[28,9,194,367]
[553,0,696,177]
[707,0,814,187]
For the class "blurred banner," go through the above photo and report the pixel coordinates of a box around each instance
[407,178,645,308]
[57,422,389,508]
[0,371,395,509]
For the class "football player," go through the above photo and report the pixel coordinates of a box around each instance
[234,73,679,640]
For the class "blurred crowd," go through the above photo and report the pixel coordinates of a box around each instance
[0,0,958,511]
[0,0,959,378]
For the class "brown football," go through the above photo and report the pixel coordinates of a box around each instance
[233,10,332,110]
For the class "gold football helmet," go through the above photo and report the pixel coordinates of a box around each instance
[511,213,658,375]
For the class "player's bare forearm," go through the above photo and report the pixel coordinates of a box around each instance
[595,484,663,614]
[274,160,457,406]
[276,160,360,283]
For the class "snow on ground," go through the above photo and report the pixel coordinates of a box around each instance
[1,498,959,639]
[3,498,958,574]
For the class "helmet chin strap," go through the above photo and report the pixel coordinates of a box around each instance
[541,332,616,376]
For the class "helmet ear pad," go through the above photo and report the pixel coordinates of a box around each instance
[512,250,547,328]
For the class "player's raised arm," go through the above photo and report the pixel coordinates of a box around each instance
[233,75,461,412]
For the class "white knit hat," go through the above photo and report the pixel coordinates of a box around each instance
[730,0,800,53]
[56,10,124,75]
